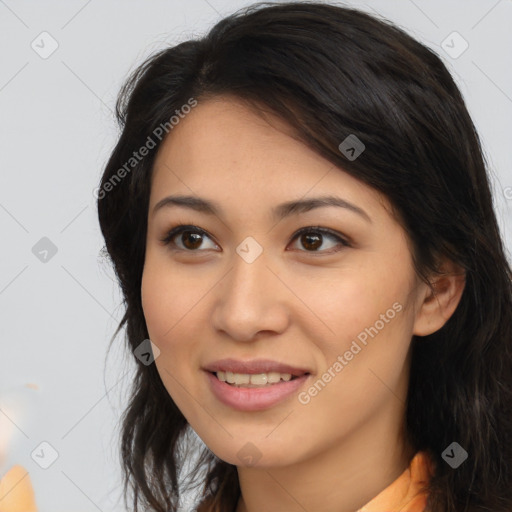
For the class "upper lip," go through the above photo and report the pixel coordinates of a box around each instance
[203,358,311,377]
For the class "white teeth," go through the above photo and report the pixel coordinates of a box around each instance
[215,371,295,387]
[233,373,250,385]
[267,371,281,384]
[249,373,267,385]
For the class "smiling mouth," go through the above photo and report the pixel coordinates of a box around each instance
[211,370,307,388]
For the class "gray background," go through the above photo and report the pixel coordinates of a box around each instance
[0,1,511,511]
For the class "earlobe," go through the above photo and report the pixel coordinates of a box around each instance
[413,260,466,337]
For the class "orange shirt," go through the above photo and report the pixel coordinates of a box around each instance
[356,451,434,512]
[0,465,37,512]
[0,451,434,512]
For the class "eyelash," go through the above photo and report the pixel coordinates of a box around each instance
[159,224,351,254]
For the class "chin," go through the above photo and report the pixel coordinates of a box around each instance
[196,432,302,469]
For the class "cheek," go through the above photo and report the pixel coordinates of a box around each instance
[289,256,412,345]
[294,291,413,450]
[141,257,197,382]
[141,263,207,425]
[141,250,208,341]
[140,250,218,367]
[291,255,415,398]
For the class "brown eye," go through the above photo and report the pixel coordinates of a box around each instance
[289,227,350,253]
[161,225,219,251]
[180,230,204,250]
[301,232,322,251]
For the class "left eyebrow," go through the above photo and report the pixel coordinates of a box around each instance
[152,194,372,223]
[273,196,372,223]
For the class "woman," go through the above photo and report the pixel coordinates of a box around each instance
[97,2,512,511]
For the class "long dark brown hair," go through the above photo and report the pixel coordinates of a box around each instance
[97,2,512,511]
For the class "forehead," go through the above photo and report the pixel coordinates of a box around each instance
[149,95,390,222]
[153,96,315,178]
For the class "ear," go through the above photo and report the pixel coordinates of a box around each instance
[413,258,466,337]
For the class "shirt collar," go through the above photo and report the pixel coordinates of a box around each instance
[356,451,435,512]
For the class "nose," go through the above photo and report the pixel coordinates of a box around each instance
[211,248,290,342]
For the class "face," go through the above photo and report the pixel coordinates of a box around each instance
[141,95,429,468]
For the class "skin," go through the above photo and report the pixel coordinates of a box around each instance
[141,95,465,512]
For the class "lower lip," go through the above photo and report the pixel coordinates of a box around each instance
[206,371,310,411]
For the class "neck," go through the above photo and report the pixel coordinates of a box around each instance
[235,398,415,512]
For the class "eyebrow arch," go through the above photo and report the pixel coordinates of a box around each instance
[152,194,372,223]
